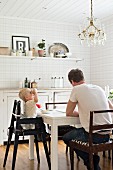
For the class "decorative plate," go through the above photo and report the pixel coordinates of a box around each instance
[48,43,69,57]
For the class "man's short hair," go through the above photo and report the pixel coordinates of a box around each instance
[68,69,84,83]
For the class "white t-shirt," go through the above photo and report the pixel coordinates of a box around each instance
[70,83,112,132]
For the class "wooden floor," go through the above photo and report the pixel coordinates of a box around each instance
[0,140,112,170]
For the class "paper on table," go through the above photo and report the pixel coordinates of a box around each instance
[55,109,66,113]
[41,109,50,114]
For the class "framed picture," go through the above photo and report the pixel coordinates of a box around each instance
[12,36,30,53]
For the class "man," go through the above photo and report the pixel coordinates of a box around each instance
[63,69,113,170]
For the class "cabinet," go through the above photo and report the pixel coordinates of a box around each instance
[37,92,52,109]
[52,91,71,110]
[53,91,71,102]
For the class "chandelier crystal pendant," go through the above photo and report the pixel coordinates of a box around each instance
[78,0,106,46]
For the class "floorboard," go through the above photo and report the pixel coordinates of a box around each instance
[0,140,112,170]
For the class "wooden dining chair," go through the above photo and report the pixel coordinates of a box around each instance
[69,110,113,170]
[3,100,51,170]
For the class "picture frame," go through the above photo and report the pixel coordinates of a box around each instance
[12,36,30,53]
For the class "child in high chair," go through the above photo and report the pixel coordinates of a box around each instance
[19,88,38,118]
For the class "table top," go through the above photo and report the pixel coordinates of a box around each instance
[41,110,80,125]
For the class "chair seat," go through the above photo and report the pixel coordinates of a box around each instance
[71,139,89,146]
[70,139,113,154]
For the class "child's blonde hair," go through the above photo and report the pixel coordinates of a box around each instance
[19,88,30,101]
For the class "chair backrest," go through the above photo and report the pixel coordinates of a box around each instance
[89,110,113,145]
[7,100,18,137]
[16,100,21,116]
[13,100,47,137]
[45,102,67,110]
[11,100,17,122]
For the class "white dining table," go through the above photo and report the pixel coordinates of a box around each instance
[29,110,80,170]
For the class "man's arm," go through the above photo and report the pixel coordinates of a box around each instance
[66,100,79,117]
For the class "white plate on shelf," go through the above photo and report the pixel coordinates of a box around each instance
[48,43,69,57]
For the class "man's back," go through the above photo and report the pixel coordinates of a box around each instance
[70,83,112,132]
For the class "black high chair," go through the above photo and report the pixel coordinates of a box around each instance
[3,100,51,170]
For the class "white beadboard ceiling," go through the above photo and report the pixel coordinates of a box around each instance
[0,0,113,24]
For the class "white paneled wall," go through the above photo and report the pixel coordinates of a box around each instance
[0,57,86,88]
[0,17,90,88]
[2,16,113,90]
[90,17,113,89]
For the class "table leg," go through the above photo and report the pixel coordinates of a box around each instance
[29,135,34,160]
[29,121,59,169]
[51,122,58,170]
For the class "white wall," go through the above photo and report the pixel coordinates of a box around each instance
[90,17,113,89]
[0,17,90,88]
[2,16,113,90]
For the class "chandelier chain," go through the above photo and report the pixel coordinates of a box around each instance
[91,0,93,19]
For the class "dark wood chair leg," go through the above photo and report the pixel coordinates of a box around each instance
[103,150,111,159]
[42,134,51,170]
[112,150,113,166]
[12,134,19,170]
[34,135,40,163]
[103,151,106,157]
[66,145,68,154]
[69,147,74,170]
[3,140,11,167]
[66,144,80,161]
[48,136,51,155]
[77,155,80,161]
[43,141,51,170]
[89,153,94,170]
[3,128,13,167]
[108,150,111,159]
[70,147,74,170]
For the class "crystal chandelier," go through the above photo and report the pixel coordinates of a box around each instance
[78,0,106,46]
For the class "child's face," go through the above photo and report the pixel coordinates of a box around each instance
[25,89,34,101]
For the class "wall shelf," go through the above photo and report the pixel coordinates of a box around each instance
[0,55,83,62]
